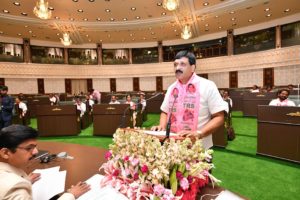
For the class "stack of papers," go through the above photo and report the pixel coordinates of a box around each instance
[32,166,66,200]
[143,130,177,137]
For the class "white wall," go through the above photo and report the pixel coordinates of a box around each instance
[116,77,133,92]
[208,72,229,88]
[5,78,38,94]
[274,65,300,86]
[93,78,111,92]
[140,77,156,91]
[238,69,263,88]
[44,78,65,93]
[163,76,176,90]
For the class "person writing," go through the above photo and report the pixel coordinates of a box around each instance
[0,125,90,200]
[151,50,227,150]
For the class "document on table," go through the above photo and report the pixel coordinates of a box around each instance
[77,174,128,200]
[215,190,245,200]
[32,166,66,200]
[143,130,177,137]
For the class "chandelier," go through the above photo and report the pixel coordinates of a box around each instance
[60,33,72,46]
[33,0,52,19]
[163,0,179,11]
[181,25,192,40]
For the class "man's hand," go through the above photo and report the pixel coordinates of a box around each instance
[177,130,199,139]
[67,182,91,198]
[28,173,41,184]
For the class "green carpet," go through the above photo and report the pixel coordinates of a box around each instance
[31,112,300,200]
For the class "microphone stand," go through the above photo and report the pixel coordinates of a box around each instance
[162,95,178,144]
[119,92,163,128]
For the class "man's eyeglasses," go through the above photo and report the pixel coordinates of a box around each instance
[17,144,37,152]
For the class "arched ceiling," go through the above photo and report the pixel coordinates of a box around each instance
[0,0,299,44]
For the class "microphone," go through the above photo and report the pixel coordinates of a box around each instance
[163,94,178,143]
[119,92,163,128]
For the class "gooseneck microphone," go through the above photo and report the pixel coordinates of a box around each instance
[162,94,178,143]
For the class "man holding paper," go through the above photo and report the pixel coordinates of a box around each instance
[151,50,228,150]
[0,124,90,200]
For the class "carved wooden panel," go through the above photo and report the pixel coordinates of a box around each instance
[87,79,93,92]
[110,78,116,92]
[263,68,274,87]
[229,71,238,88]
[65,79,72,94]
[0,78,5,86]
[133,77,140,91]
[37,78,45,94]
[156,76,163,91]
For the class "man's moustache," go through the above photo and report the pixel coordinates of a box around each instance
[175,70,183,74]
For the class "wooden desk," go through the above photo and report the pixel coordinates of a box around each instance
[25,142,247,200]
[93,104,130,136]
[243,92,276,117]
[36,105,81,136]
[213,125,227,148]
[257,105,300,163]
[146,93,164,113]
[27,96,51,118]
[229,90,244,112]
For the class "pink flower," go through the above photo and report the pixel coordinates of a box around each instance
[123,155,129,162]
[180,177,189,191]
[130,157,139,166]
[112,169,119,176]
[176,171,184,180]
[104,151,112,160]
[153,184,165,196]
[141,165,149,173]
[133,172,139,180]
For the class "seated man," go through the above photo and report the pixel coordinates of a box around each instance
[269,89,296,106]
[0,125,90,200]
[49,93,58,106]
[74,97,86,118]
[14,97,28,125]
[135,93,147,127]
[109,95,120,104]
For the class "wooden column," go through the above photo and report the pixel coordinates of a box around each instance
[229,71,238,88]
[263,68,274,87]
[37,79,45,94]
[87,79,93,92]
[23,38,31,63]
[110,78,116,92]
[97,43,102,65]
[133,77,140,91]
[156,76,163,92]
[198,74,208,79]
[0,78,5,86]
[63,48,68,64]
[65,79,72,94]
[276,25,281,48]
[158,41,163,63]
[129,48,132,64]
[227,29,234,56]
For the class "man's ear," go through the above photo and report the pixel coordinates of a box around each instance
[191,64,196,72]
[0,148,10,159]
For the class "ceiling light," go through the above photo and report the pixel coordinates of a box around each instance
[48,7,54,10]
[110,18,115,21]
[218,26,222,29]
[157,2,162,6]
[162,12,166,15]
[264,8,270,12]
[230,11,235,14]
[72,0,78,2]
[174,29,177,32]
[29,30,32,33]
[131,7,136,11]
[123,18,127,21]
[105,9,111,12]
[13,2,20,6]
[77,9,83,12]
[205,24,209,27]
[25,25,28,28]
[33,0,52,19]
[136,16,140,19]
[60,33,72,46]
[56,33,60,36]
[248,19,253,22]
[21,12,28,16]
[163,0,179,11]
[86,34,89,37]
[88,39,92,42]
[69,17,74,21]
[83,18,88,21]
[284,8,290,12]
[215,15,219,18]
[181,25,192,40]
[0,31,3,34]
[54,16,60,19]
[96,18,101,21]
[266,13,272,17]
[17,33,22,36]
[88,0,95,2]
[3,10,9,13]
[203,2,209,6]
[231,18,235,21]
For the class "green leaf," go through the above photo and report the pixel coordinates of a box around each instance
[178,163,186,173]
[170,166,178,194]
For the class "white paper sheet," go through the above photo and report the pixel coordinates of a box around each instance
[77,174,128,200]
[32,166,66,200]
[143,130,177,137]
[215,190,245,200]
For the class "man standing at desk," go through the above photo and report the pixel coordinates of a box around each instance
[0,125,90,200]
[0,86,14,129]
[151,50,227,150]
[269,89,296,106]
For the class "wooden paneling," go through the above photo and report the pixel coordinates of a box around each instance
[110,78,116,92]
[87,79,93,92]
[0,78,5,86]
[156,76,163,91]
[198,74,208,79]
[37,78,45,94]
[229,71,238,88]
[65,79,72,94]
[263,68,274,87]
[133,77,140,91]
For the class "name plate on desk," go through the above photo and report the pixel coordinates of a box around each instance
[52,108,62,111]
[286,112,300,117]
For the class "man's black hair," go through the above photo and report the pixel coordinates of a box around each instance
[174,50,196,66]
[0,125,38,152]
[277,89,290,96]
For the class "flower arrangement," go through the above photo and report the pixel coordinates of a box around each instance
[100,129,219,200]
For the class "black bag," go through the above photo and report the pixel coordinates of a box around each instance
[227,126,236,141]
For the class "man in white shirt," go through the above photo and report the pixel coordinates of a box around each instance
[74,97,87,118]
[15,97,28,125]
[109,95,120,104]
[151,50,228,150]
[0,125,90,200]
[269,89,296,106]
